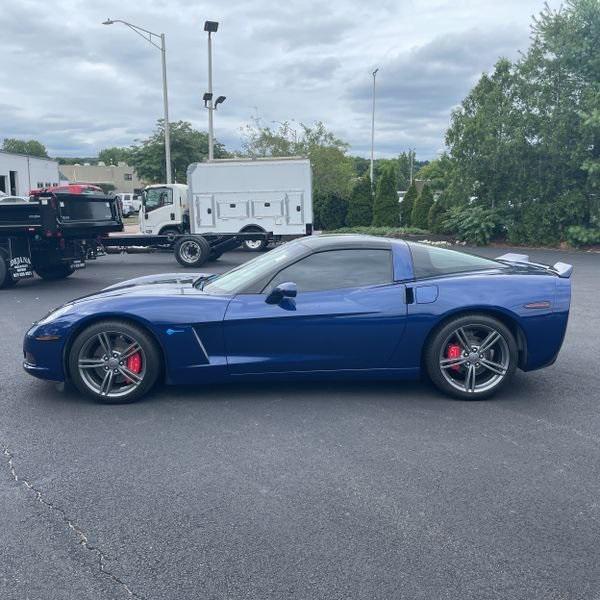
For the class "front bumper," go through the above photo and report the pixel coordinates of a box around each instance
[22,334,66,382]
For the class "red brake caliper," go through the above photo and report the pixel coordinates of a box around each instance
[125,352,142,382]
[446,344,462,372]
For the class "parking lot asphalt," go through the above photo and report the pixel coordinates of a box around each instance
[1,246,599,600]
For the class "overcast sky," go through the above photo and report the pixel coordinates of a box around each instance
[1,0,559,160]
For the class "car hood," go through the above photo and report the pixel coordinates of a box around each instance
[102,272,208,291]
[61,272,214,306]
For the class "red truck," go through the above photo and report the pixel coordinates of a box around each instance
[30,183,104,197]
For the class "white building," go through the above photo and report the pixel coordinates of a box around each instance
[0,151,60,196]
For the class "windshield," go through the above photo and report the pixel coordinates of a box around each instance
[201,242,306,295]
[144,187,172,212]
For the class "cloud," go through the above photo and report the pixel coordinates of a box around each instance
[0,0,557,159]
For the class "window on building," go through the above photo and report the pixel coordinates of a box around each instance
[37,182,44,188]
[124,173,133,181]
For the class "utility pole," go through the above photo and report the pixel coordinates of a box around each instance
[370,68,379,196]
[160,33,171,182]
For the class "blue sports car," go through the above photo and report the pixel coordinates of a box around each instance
[23,235,572,403]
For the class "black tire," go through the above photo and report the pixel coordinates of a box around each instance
[34,263,75,280]
[0,251,18,289]
[174,235,210,267]
[241,227,268,252]
[424,314,518,400]
[68,319,161,404]
[159,226,180,241]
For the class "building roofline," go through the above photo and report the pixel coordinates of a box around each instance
[0,150,58,163]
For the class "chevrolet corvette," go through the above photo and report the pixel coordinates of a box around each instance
[23,235,572,403]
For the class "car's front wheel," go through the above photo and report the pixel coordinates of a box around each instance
[68,320,161,403]
[425,314,518,400]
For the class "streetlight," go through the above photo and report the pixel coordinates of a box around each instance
[103,18,172,184]
[370,68,379,196]
[204,20,225,161]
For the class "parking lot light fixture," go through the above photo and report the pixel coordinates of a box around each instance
[102,18,172,184]
[204,20,223,160]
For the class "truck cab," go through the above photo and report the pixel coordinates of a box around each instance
[139,183,189,235]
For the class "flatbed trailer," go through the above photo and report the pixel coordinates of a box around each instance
[0,191,271,288]
[102,230,271,267]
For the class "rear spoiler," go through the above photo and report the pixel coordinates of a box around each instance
[496,253,573,279]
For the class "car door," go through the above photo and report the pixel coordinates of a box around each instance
[223,248,408,374]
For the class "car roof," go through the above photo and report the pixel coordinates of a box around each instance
[299,233,403,250]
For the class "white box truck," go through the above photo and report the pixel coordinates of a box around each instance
[107,158,312,267]
[138,158,312,250]
[187,157,313,251]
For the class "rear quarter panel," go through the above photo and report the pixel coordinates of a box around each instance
[391,272,569,371]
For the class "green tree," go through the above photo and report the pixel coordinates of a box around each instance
[400,182,418,227]
[130,120,227,183]
[412,184,434,229]
[444,0,600,244]
[396,150,417,191]
[242,119,354,198]
[372,164,399,227]
[56,157,97,165]
[428,200,445,233]
[346,176,372,226]
[415,154,453,193]
[2,138,48,158]
[314,192,348,230]
[98,146,132,165]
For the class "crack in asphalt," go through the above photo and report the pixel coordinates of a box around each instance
[1,445,145,600]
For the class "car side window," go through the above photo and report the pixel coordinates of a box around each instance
[264,249,393,293]
[408,242,505,279]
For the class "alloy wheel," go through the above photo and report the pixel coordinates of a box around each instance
[77,331,146,399]
[438,324,510,394]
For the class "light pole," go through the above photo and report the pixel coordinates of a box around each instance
[203,21,226,161]
[103,18,172,184]
[370,68,379,196]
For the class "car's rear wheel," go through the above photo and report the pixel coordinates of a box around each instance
[425,314,517,400]
[68,320,161,403]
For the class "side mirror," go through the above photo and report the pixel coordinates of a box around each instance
[266,282,297,304]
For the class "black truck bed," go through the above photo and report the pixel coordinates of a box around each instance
[0,193,123,237]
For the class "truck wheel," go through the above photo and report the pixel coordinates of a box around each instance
[174,236,210,267]
[159,226,180,241]
[0,252,18,289]
[34,263,75,280]
[242,228,268,252]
